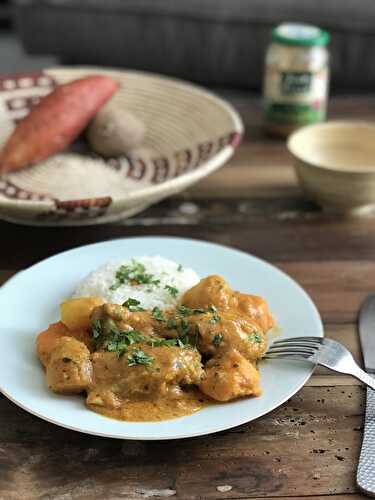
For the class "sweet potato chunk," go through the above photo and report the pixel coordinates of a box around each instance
[46,336,92,394]
[200,349,261,401]
[36,321,70,367]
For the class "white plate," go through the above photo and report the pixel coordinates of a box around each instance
[0,237,323,440]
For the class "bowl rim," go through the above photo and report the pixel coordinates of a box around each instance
[287,120,375,175]
[0,66,244,212]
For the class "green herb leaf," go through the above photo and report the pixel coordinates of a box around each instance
[176,305,206,316]
[62,357,72,363]
[164,285,179,298]
[122,297,145,312]
[166,317,178,330]
[92,319,102,340]
[212,333,223,347]
[178,318,191,337]
[209,313,221,324]
[152,306,165,322]
[177,264,183,272]
[147,337,179,348]
[127,348,154,367]
[110,260,160,291]
[208,304,221,324]
[248,332,262,344]
[100,324,145,357]
[191,324,200,347]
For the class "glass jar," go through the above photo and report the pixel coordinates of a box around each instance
[263,23,330,137]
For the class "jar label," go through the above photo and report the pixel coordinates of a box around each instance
[281,72,312,94]
[264,68,328,124]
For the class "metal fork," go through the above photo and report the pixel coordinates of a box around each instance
[265,336,375,390]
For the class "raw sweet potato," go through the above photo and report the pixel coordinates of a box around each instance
[0,75,118,173]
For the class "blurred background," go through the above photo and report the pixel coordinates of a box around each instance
[1,0,375,92]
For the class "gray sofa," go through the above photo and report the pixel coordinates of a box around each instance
[13,0,375,90]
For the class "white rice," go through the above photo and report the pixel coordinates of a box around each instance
[73,256,199,310]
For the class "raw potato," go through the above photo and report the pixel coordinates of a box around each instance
[60,297,105,331]
[86,104,146,156]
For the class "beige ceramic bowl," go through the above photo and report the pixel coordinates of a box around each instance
[288,121,375,214]
[0,67,243,226]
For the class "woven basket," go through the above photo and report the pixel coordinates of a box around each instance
[0,67,243,226]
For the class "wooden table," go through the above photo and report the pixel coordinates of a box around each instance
[1,94,373,500]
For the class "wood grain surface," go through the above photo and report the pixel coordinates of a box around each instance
[1,94,374,499]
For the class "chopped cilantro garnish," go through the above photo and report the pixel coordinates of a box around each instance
[176,305,206,316]
[127,348,154,367]
[176,305,193,316]
[92,317,145,356]
[248,332,262,344]
[104,329,145,357]
[152,306,165,322]
[167,317,178,330]
[212,333,223,347]
[178,318,191,337]
[208,304,221,324]
[209,313,220,324]
[191,324,200,347]
[164,285,179,298]
[110,260,160,291]
[92,319,102,340]
[122,297,145,312]
[147,337,180,348]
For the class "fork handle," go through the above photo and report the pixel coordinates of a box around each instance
[351,365,375,391]
[357,382,375,496]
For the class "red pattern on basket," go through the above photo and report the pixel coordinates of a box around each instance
[0,178,52,202]
[0,71,242,221]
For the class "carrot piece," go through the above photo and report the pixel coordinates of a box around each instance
[36,321,70,367]
[36,321,94,367]
[0,75,118,173]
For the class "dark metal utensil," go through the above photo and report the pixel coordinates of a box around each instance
[357,294,375,497]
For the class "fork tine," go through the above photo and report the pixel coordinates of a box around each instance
[272,337,322,347]
[274,337,324,344]
[272,336,323,345]
[266,346,317,356]
[264,352,312,359]
[269,340,321,349]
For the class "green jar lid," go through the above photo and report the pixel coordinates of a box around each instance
[272,23,330,47]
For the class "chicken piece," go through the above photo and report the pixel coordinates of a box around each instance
[157,307,266,363]
[199,349,261,401]
[46,336,93,394]
[90,303,158,349]
[231,292,274,332]
[192,311,267,362]
[182,275,274,332]
[182,275,232,310]
[87,344,203,409]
